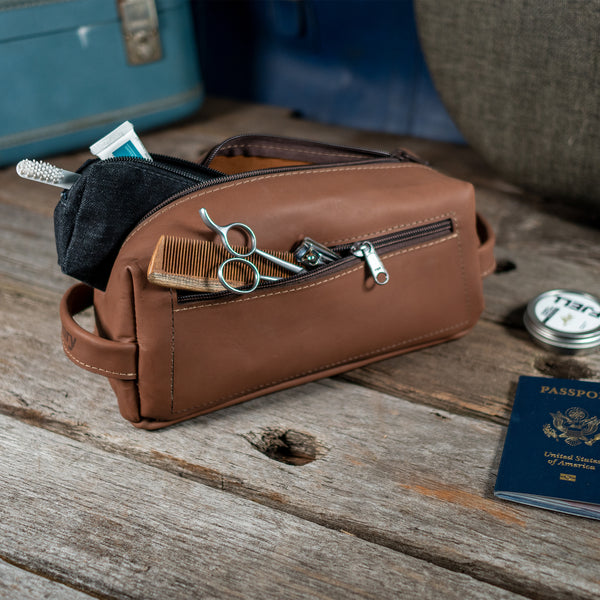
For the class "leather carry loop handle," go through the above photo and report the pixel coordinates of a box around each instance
[60,283,137,380]
[476,213,496,278]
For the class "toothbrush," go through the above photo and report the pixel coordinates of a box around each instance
[16,159,80,189]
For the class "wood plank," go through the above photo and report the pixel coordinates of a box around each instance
[1,278,599,599]
[475,190,600,264]
[0,202,67,295]
[0,559,94,600]
[2,98,600,600]
[482,249,600,327]
[343,319,563,425]
[342,316,600,426]
[0,415,526,600]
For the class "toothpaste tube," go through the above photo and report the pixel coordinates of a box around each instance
[90,121,152,160]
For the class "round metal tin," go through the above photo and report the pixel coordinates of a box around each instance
[524,289,600,354]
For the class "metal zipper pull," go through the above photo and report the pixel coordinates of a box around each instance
[351,242,389,285]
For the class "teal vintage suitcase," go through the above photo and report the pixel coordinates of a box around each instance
[0,0,203,166]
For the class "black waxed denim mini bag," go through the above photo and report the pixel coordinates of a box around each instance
[54,155,222,290]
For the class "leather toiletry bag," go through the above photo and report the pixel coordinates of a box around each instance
[58,134,496,429]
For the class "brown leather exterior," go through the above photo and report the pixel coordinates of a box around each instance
[59,138,495,428]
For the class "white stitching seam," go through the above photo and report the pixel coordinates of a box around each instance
[62,341,136,378]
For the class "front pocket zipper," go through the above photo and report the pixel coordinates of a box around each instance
[351,241,390,285]
[176,218,453,304]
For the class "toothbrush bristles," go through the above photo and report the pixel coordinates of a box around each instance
[16,159,79,189]
[17,159,63,184]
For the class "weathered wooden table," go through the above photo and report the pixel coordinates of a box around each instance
[1,98,599,599]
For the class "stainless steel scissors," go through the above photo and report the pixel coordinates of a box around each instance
[199,208,305,294]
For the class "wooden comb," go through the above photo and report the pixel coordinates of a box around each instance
[147,235,300,293]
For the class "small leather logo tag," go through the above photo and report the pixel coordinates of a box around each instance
[62,327,77,351]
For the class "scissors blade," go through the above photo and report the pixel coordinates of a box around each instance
[253,247,305,274]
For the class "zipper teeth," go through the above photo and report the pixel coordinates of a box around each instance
[154,154,225,179]
[333,220,452,254]
[100,154,224,182]
[94,145,424,233]
[176,218,453,304]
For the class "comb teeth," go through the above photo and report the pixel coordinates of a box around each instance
[16,159,80,189]
[148,235,299,293]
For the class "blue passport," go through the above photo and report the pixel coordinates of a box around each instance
[495,375,600,519]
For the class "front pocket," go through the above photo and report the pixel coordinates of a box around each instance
[166,226,478,417]
[175,218,454,304]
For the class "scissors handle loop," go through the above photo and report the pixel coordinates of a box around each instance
[217,258,260,294]
[199,208,257,257]
[200,208,305,294]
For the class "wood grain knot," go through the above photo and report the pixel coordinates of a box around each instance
[494,259,517,273]
[534,356,596,380]
[243,428,325,466]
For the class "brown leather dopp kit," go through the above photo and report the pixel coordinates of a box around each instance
[59,135,495,429]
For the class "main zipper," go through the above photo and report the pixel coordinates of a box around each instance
[88,141,426,239]
[98,153,224,183]
[135,155,405,227]
[176,218,453,304]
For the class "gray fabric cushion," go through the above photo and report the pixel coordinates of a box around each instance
[415,0,599,203]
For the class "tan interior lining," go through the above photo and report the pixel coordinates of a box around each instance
[209,155,311,175]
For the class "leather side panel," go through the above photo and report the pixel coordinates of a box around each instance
[93,265,141,423]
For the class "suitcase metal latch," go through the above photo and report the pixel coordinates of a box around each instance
[118,0,163,65]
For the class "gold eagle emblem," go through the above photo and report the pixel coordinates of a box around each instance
[543,407,600,446]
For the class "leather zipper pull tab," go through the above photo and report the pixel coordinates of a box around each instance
[351,242,389,285]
